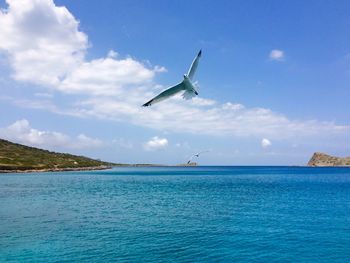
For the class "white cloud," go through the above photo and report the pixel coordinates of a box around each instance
[261,138,272,148]
[269,49,284,61]
[0,0,161,95]
[73,96,349,138]
[191,97,216,106]
[0,119,103,149]
[143,136,168,151]
[154,65,167,73]
[0,0,87,86]
[59,56,156,95]
[222,102,244,110]
[5,92,349,139]
[107,50,118,58]
[0,1,349,142]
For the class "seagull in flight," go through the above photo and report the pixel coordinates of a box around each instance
[142,50,202,107]
[187,150,209,164]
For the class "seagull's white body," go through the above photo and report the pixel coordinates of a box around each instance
[187,150,209,164]
[142,50,202,107]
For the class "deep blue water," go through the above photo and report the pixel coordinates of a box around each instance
[1,166,350,262]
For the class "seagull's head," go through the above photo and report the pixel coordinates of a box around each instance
[183,74,189,80]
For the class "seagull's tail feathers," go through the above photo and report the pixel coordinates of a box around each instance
[182,89,197,100]
[193,81,200,92]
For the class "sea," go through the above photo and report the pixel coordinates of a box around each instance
[1,166,350,262]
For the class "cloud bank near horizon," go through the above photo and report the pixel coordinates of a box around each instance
[0,119,103,149]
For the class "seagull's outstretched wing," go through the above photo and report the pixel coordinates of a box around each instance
[187,49,202,80]
[142,82,185,107]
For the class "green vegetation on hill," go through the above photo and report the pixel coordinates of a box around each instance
[0,138,112,171]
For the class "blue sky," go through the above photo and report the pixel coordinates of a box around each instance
[0,0,350,165]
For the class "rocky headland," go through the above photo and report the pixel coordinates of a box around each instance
[308,152,350,167]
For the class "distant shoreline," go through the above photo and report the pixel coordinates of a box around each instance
[0,165,112,174]
[3,164,350,174]
[0,164,198,173]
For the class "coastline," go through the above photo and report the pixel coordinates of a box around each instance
[0,165,112,174]
[3,164,350,174]
[0,164,197,173]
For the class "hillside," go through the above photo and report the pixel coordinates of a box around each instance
[0,138,112,172]
[308,152,350,167]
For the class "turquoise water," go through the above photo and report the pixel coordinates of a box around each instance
[1,166,350,262]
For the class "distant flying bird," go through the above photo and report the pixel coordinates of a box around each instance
[187,150,209,164]
[142,50,202,107]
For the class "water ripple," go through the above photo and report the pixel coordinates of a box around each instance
[1,166,350,262]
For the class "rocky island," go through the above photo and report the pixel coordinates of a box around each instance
[308,152,350,167]
[0,138,114,173]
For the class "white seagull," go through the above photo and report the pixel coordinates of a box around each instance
[187,150,209,164]
[142,50,202,107]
